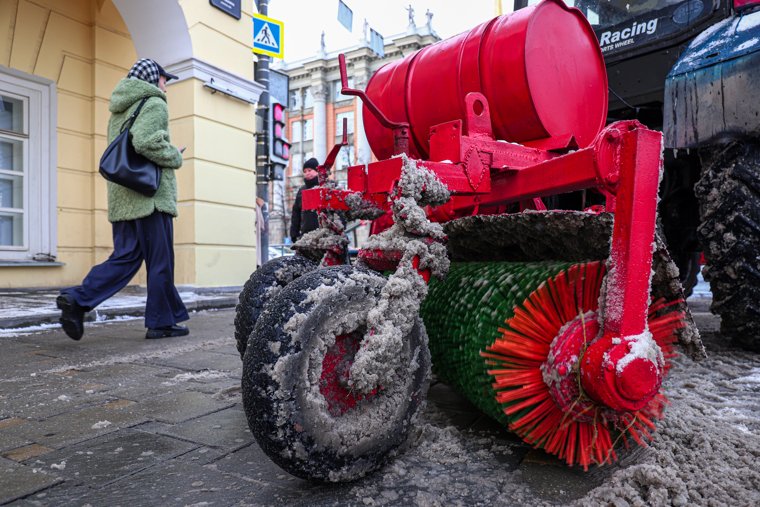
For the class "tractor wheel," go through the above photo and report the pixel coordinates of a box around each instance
[233,255,318,359]
[241,265,431,482]
[696,141,760,351]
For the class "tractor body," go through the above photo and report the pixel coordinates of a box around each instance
[237,0,703,482]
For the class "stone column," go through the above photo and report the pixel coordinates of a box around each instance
[353,67,372,164]
[312,83,328,161]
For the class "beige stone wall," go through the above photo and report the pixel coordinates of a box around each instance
[0,0,259,288]
[0,0,136,287]
[174,0,258,287]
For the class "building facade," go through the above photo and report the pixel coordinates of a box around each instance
[0,0,264,288]
[271,23,439,245]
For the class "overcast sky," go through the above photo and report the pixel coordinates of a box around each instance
[266,0,512,64]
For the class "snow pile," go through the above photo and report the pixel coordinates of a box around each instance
[337,338,760,505]
[577,346,760,506]
[350,155,450,393]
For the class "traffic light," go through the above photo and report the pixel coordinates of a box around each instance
[269,98,291,182]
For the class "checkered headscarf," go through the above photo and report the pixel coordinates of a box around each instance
[127,58,161,86]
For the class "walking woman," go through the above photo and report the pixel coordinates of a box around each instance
[57,58,189,340]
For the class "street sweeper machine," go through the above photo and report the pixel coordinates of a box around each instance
[234,0,706,482]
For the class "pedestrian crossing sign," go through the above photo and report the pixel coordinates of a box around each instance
[252,13,284,59]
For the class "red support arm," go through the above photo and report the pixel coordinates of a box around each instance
[580,124,666,413]
[601,126,662,337]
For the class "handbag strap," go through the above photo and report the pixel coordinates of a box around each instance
[119,97,150,133]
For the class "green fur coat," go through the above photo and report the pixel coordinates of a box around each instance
[105,78,183,222]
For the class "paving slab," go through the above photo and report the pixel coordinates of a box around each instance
[212,441,308,485]
[155,406,254,450]
[160,374,241,397]
[0,457,62,504]
[133,390,235,424]
[209,444,322,504]
[3,400,150,449]
[0,378,116,421]
[24,429,198,488]
[174,444,228,466]
[0,429,31,453]
[40,458,255,507]
[147,349,242,373]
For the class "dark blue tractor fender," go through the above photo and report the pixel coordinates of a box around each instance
[664,9,760,148]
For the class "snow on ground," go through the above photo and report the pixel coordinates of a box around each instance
[334,313,760,506]
[690,272,712,299]
[0,315,141,338]
[576,342,760,506]
[0,290,227,320]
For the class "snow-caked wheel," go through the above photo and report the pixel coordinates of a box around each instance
[696,142,760,351]
[234,255,318,359]
[241,265,431,482]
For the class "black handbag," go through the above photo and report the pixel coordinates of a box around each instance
[99,98,160,197]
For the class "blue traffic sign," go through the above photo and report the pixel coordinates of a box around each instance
[253,13,284,59]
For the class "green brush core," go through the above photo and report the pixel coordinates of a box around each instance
[421,261,571,424]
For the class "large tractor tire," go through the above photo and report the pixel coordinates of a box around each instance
[233,255,318,359]
[696,142,760,351]
[241,265,431,482]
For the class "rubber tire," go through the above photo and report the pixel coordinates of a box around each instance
[241,265,431,482]
[234,255,318,359]
[696,142,760,351]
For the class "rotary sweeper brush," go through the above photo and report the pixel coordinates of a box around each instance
[235,0,706,482]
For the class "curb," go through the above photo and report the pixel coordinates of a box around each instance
[0,297,239,330]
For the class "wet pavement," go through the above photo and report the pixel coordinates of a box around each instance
[0,283,751,506]
[0,302,583,506]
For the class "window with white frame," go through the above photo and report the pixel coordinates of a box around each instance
[290,119,313,143]
[288,89,300,110]
[335,111,354,136]
[0,69,56,261]
[336,144,355,172]
[301,118,313,141]
[331,78,353,102]
[291,153,303,176]
[303,88,314,109]
[290,120,302,143]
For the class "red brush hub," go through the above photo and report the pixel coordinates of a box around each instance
[580,333,664,413]
[542,312,600,423]
[545,310,664,418]
[319,332,378,416]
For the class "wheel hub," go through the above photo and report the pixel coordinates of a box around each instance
[541,312,601,423]
[319,332,379,416]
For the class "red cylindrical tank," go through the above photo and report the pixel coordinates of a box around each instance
[363,0,608,160]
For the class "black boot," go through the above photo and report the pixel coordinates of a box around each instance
[145,325,189,339]
[56,294,85,341]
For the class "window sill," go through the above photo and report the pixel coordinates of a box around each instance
[0,260,65,267]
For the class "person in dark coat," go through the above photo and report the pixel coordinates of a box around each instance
[57,58,189,341]
[290,157,321,242]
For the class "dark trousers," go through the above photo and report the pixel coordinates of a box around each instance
[62,211,188,329]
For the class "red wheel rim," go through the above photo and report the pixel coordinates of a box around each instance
[319,332,379,416]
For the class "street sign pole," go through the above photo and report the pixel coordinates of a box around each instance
[255,0,271,265]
